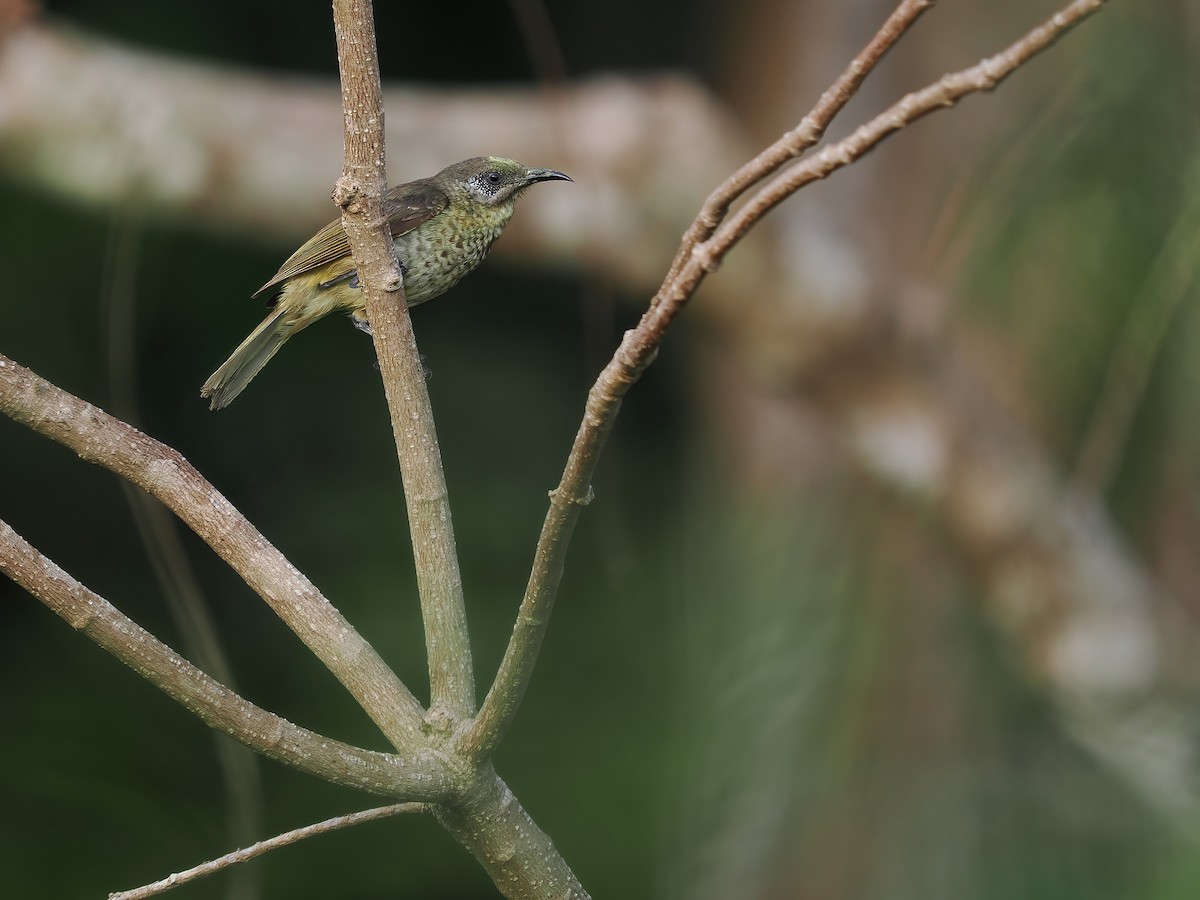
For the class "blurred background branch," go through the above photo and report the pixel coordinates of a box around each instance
[102,198,264,900]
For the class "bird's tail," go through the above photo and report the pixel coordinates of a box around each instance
[201,307,293,410]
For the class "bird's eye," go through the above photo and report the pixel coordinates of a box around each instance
[486,170,502,186]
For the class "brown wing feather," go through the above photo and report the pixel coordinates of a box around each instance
[252,180,450,297]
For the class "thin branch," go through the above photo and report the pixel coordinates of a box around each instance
[663,0,934,287]
[108,803,427,900]
[0,517,446,799]
[463,0,1110,758]
[330,0,475,721]
[708,0,1109,262]
[0,353,426,749]
[462,351,641,759]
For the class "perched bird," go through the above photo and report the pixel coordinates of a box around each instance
[201,156,571,410]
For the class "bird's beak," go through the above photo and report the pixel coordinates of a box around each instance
[524,167,573,184]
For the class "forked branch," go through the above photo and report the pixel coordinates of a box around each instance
[465,0,1111,759]
[664,0,935,287]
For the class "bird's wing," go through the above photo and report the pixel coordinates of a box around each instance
[252,180,450,297]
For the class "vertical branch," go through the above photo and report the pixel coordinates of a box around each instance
[330,0,475,719]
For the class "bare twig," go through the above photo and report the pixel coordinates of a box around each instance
[331,0,475,721]
[709,0,1109,260]
[462,353,638,759]
[0,516,444,798]
[108,803,427,900]
[464,0,1110,759]
[0,353,426,748]
[663,0,934,288]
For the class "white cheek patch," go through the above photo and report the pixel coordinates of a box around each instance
[469,171,512,204]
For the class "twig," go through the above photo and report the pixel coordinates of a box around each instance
[108,803,426,900]
[461,354,637,759]
[0,516,444,799]
[707,0,1109,261]
[330,0,475,720]
[663,0,935,287]
[0,352,426,749]
[464,0,1110,759]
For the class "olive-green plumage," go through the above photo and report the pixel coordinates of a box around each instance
[201,156,571,410]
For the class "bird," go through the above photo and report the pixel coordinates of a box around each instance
[201,156,571,410]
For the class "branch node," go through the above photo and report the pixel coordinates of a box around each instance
[422,706,454,736]
[548,484,594,507]
[691,241,721,274]
[332,176,364,211]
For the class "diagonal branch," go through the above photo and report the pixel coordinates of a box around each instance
[462,343,646,759]
[108,803,427,900]
[0,517,445,799]
[330,0,475,721]
[0,352,426,750]
[463,0,1111,759]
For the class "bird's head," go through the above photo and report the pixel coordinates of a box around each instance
[438,156,572,207]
